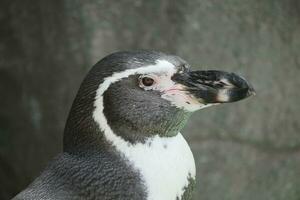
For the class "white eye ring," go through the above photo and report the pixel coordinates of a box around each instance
[138,75,156,90]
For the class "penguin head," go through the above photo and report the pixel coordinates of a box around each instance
[64,51,255,150]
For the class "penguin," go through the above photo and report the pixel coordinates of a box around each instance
[13,50,255,200]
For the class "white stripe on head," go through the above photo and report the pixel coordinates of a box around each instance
[93,59,176,143]
[92,59,196,200]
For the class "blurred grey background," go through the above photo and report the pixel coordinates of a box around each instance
[0,0,300,199]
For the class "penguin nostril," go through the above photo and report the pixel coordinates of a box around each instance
[214,82,225,88]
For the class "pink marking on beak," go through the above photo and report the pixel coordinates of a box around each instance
[163,84,185,94]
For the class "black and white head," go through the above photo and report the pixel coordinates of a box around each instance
[63,50,254,151]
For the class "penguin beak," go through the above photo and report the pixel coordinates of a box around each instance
[171,70,255,104]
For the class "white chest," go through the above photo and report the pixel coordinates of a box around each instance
[116,133,196,200]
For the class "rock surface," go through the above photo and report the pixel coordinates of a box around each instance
[0,0,299,199]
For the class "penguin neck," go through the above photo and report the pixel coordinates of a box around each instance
[102,89,192,144]
[103,107,191,144]
[63,106,190,153]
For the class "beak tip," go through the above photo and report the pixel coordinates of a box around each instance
[247,85,256,97]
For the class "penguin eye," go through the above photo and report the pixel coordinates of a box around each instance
[142,77,154,86]
[139,75,155,88]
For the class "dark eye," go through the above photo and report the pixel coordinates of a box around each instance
[141,77,154,86]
